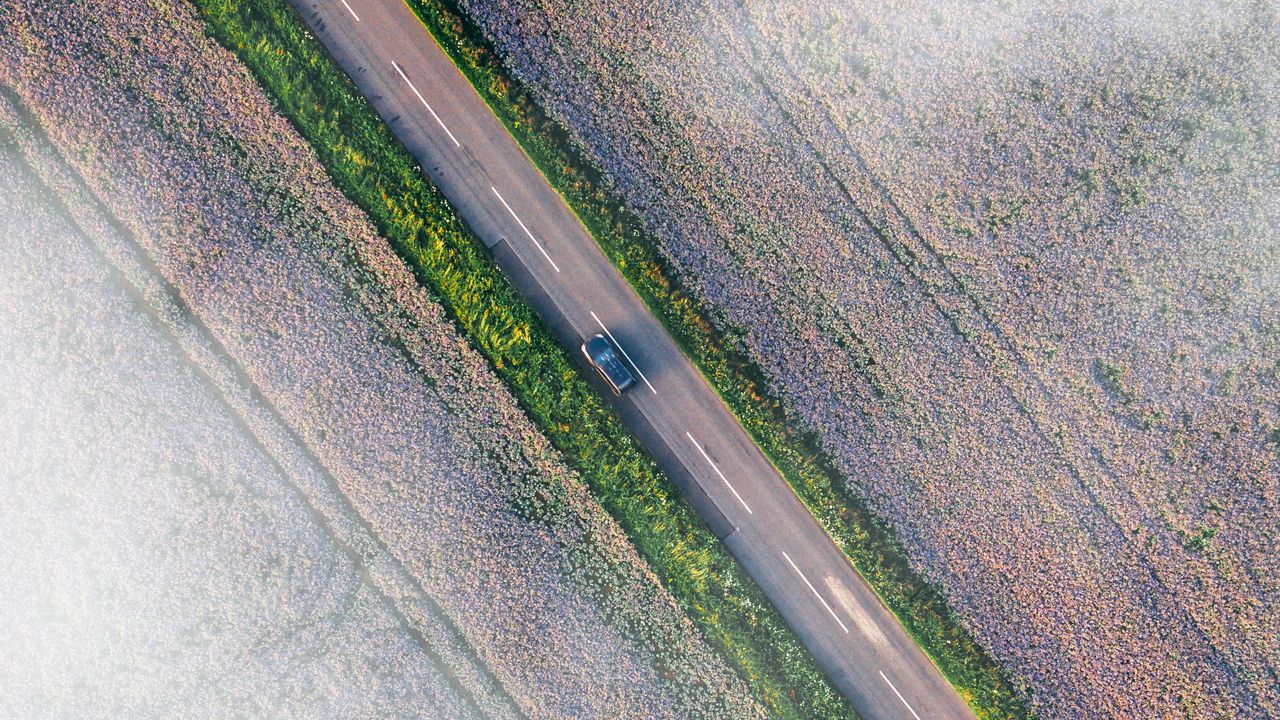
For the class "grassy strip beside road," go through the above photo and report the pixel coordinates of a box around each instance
[192,1,854,717]
[398,1,1035,718]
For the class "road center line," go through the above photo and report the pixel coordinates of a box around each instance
[879,670,924,720]
[391,61,461,148]
[781,551,849,634]
[590,311,656,395]
[686,432,752,514]
[339,0,361,22]
[490,187,561,272]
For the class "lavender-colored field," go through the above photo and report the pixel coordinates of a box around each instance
[0,145,479,720]
[0,1,757,718]
[450,0,1280,716]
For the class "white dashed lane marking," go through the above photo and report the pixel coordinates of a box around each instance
[687,432,752,514]
[392,60,461,148]
[782,551,849,634]
[490,186,560,272]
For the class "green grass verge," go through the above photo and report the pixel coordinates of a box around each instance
[191,0,856,717]
[397,1,1036,718]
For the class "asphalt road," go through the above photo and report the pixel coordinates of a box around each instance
[290,1,977,717]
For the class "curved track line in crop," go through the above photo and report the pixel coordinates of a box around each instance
[723,4,1277,706]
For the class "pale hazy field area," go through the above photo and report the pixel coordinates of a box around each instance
[0,1,755,717]
[0,146,478,719]
[453,0,1280,716]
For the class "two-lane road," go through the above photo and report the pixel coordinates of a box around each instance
[291,2,975,717]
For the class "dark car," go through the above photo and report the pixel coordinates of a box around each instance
[581,333,636,395]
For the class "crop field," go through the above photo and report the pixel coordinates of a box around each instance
[429,0,1280,717]
[0,1,778,717]
[0,138,482,718]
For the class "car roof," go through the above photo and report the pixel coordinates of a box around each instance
[585,335,635,389]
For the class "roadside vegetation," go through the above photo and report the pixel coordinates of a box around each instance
[188,0,854,717]
[397,0,1032,718]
